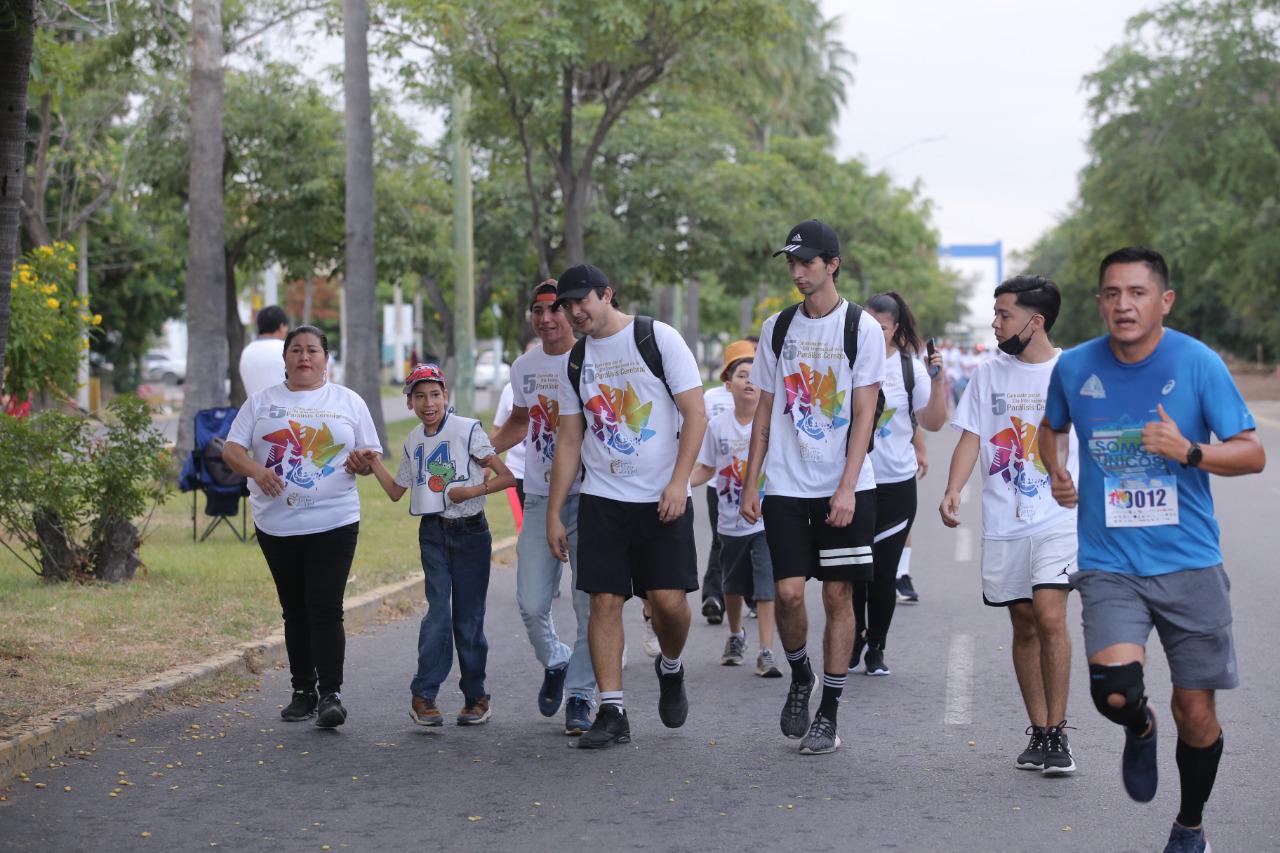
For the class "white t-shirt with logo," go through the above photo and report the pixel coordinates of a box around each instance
[510,347,579,498]
[494,382,526,480]
[703,385,733,420]
[871,352,932,485]
[697,410,765,536]
[227,382,382,536]
[952,349,1079,540]
[238,338,285,398]
[556,319,703,503]
[394,413,497,519]
[750,302,886,497]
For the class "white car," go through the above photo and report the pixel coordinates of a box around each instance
[474,350,510,390]
[142,350,186,384]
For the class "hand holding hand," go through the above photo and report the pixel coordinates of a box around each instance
[740,490,762,525]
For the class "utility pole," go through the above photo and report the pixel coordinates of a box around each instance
[451,84,476,415]
[77,224,90,410]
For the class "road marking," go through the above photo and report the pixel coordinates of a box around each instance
[945,634,975,725]
[955,528,974,563]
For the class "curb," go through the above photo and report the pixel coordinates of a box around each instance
[0,534,518,787]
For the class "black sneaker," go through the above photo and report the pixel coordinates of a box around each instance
[863,643,891,676]
[577,703,630,749]
[1123,706,1158,802]
[1016,725,1047,771]
[654,656,689,728]
[896,574,920,603]
[538,664,568,717]
[1163,821,1210,853]
[280,689,318,722]
[701,597,724,625]
[564,697,593,736]
[848,632,867,674]
[1042,720,1077,776]
[799,712,841,755]
[780,666,815,739]
[315,692,347,728]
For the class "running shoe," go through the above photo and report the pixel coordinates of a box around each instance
[896,574,920,603]
[538,664,568,717]
[1123,707,1158,802]
[564,697,593,736]
[280,689,318,722]
[314,692,347,729]
[1016,725,1047,771]
[702,597,724,625]
[457,695,492,726]
[863,644,891,676]
[721,632,746,666]
[654,657,689,728]
[1163,821,1211,853]
[577,704,630,749]
[848,632,867,674]
[641,616,661,658]
[409,695,443,727]
[798,713,841,755]
[1042,720,1077,775]
[780,666,815,739]
[756,649,782,678]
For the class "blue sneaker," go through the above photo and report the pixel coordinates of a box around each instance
[1122,706,1158,802]
[538,665,567,717]
[1163,822,1210,853]
[564,696,593,736]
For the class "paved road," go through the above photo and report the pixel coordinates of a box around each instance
[5,419,1280,852]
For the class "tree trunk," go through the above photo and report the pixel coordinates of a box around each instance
[451,85,476,416]
[342,0,388,450]
[562,176,588,267]
[684,277,700,362]
[94,518,142,583]
[178,0,231,458]
[0,0,36,388]
[33,508,75,583]
[225,249,246,407]
[657,284,676,326]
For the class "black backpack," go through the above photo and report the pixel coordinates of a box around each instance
[900,350,916,429]
[566,315,671,401]
[770,300,886,453]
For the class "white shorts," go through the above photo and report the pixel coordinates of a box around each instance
[980,522,1077,607]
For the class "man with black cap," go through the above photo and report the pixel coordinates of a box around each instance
[547,264,707,749]
[740,220,885,755]
[491,280,595,737]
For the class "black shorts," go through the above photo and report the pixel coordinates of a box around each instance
[576,493,699,598]
[763,491,877,583]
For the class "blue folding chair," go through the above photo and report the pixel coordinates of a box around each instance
[179,407,250,542]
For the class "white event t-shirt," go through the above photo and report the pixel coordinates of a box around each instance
[227,382,382,536]
[697,409,765,536]
[703,385,733,420]
[871,352,932,484]
[952,349,1079,539]
[238,338,285,398]
[750,301,886,497]
[556,319,703,503]
[394,413,497,519]
[510,346,579,498]
[494,382,526,480]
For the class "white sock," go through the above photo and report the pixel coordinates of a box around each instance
[660,655,682,675]
[897,547,912,579]
[600,690,624,710]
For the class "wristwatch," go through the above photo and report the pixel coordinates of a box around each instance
[1184,441,1203,469]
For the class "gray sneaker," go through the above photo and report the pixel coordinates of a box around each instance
[721,632,746,666]
[755,649,783,678]
[799,713,841,755]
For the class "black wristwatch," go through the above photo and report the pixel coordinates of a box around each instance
[1184,441,1203,469]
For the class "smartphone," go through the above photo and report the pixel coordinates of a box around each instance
[926,338,940,378]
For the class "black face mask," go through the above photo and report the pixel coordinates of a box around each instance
[997,316,1038,356]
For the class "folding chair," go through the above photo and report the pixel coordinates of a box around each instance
[179,407,251,542]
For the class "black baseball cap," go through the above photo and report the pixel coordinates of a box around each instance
[555,263,610,304]
[773,219,840,261]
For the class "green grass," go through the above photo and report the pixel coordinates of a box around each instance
[0,416,516,729]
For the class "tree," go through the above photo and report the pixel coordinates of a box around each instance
[0,0,36,388]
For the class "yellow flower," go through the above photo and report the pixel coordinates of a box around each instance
[70,299,80,308]
[42,283,58,295]
[38,245,54,257]
[68,263,77,272]
[81,339,90,350]
[92,314,102,326]
[46,298,60,309]
[42,332,53,341]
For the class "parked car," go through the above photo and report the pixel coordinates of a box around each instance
[142,350,186,384]
[474,350,510,390]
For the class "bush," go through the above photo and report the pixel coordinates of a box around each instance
[0,396,172,582]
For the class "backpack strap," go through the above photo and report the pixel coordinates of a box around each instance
[901,350,917,429]
[842,300,884,455]
[566,335,588,402]
[633,315,673,400]
[770,303,801,360]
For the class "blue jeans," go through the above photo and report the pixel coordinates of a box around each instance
[412,513,492,703]
[515,493,594,701]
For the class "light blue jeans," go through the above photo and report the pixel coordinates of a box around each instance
[516,493,594,701]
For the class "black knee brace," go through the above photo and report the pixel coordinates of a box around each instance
[1089,662,1148,728]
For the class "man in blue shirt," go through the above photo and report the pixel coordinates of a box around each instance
[1039,247,1265,853]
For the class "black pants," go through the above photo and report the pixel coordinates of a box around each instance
[514,477,525,510]
[257,522,359,695]
[700,485,723,604]
[854,479,916,647]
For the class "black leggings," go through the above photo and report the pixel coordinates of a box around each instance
[257,522,359,695]
[854,479,917,648]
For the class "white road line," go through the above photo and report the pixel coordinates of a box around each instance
[955,528,974,563]
[945,633,975,725]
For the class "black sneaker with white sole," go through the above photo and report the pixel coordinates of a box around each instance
[315,692,347,728]
[848,632,867,674]
[863,643,890,676]
[780,666,815,739]
[654,657,689,728]
[1016,725,1047,771]
[280,689,318,722]
[577,704,630,749]
[799,713,841,755]
[702,597,724,625]
[896,574,919,603]
[1042,721,1077,775]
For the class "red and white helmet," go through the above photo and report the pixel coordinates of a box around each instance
[402,363,446,407]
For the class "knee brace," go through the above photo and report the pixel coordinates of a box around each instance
[1089,662,1148,728]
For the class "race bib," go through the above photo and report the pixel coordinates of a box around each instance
[1104,475,1179,527]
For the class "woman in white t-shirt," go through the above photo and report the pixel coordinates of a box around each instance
[223,325,382,730]
[851,293,948,676]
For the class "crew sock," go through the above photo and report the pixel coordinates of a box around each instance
[599,691,624,712]
[818,672,846,719]
[784,645,811,682]
[659,655,682,676]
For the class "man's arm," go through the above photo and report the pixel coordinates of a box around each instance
[1141,403,1265,476]
[546,413,585,561]
[828,382,879,528]
[691,462,717,488]
[740,390,773,525]
[939,431,980,526]
[490,406,530,454]
[658,387,708,523]
[918,359,949,432]
[1037,417,1077,509]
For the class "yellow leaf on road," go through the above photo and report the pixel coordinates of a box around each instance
[467,816,483,822]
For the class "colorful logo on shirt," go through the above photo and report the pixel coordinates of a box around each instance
[783,362,848,440]
[1087,423,1170,478]
[988,416,1047,497]
[585,382,655,455]
[414,442,466,493]
[262,420,346,489]
[528,394,560,462]
[876,406,897,439]
[718,457,765,509]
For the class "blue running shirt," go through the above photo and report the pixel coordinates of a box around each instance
[1044,329,1255,576]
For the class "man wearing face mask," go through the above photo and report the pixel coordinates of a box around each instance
[939,275,1081,777]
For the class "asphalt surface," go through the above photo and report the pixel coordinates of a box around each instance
[4,417,1280,852]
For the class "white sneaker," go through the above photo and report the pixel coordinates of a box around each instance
[641,617,661,658]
